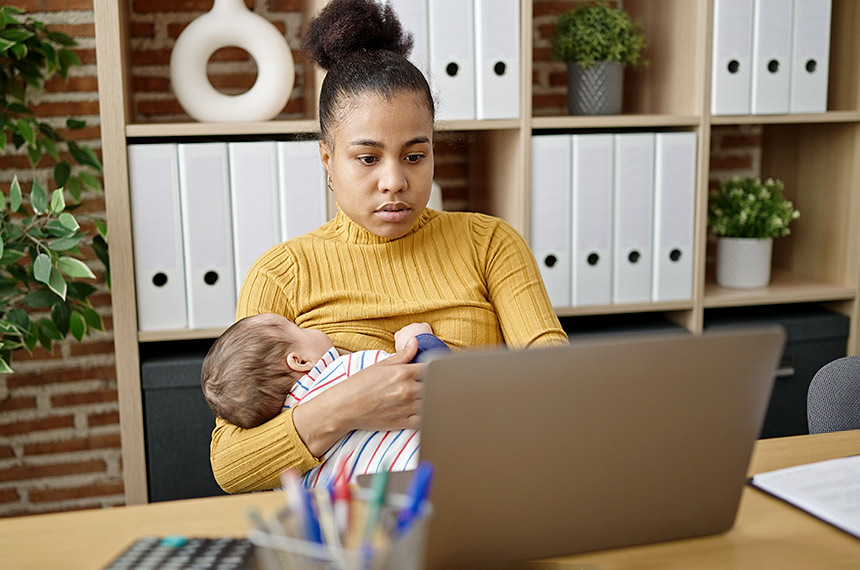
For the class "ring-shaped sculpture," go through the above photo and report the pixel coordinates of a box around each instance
[170,0,294,123]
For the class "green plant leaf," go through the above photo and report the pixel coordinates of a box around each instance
[47,30,76,47]
[24,323,38,351]
[0,247,25,265]
[10,175,22,212]
[94,219,107,239]
[49,234,83,251]
[66,118,86,129]
[0,190,5,211]
[27,144,41,166]
[1,27,33,42]
[80,306,104,331]
[68,282,97,300]
[24,289,58,308]
[0,36,15,52]
[49,188,65,214]
[58,212,78,231]
[79,171,100,190]
[66,177,82,201]
[9,41,27,59]
[6,307,30,332]
[42,137,59,161]
[67,141,102,171]
[0,237,4,260]
[0,356,12,374]
[50,301,71,335]
[34,252,52,283]
[30,179,47,214]
[16,119,36,147]
[54,162,71,186]
[69,311,86,341]
[58,256,95,279]
[47,267,67,300]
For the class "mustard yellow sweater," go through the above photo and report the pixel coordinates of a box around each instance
[211,208,568,492]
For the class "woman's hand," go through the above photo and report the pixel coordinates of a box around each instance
[394,322,433,351]
[291,338,423,457]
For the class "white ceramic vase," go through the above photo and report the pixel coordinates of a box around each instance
[170,0,294,122]
[716,237,773,289]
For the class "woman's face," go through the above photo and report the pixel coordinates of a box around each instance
[320,89,434,239]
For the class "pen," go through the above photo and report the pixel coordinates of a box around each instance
[360,468,390,568]
[332,463,351,541]
[396,461,433,537]
[281,469,323,544]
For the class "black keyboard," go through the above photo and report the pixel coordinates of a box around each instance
[104,536,256,569]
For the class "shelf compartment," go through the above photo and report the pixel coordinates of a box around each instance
[703,269,855,309]
[554,300,694,318]
[531,114,700,130]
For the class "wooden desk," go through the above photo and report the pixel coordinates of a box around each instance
[2,431,859,569]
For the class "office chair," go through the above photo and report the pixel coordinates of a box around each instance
[807,355,860,434]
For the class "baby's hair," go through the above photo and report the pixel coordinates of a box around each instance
[201,314,300,429]
[303,0,435,144]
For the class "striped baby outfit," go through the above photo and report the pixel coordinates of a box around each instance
[283,347,420,488]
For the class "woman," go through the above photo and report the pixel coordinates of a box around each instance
[210,0,568,493]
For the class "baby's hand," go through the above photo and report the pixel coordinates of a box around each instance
[394,322,433,351]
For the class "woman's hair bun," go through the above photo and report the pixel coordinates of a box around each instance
[303,0,414,70]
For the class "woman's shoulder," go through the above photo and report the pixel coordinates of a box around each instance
[427,210,520,243]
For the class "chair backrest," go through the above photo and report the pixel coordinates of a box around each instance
[807,355,860,434]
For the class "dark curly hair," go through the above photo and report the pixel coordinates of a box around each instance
[303,0,435,144]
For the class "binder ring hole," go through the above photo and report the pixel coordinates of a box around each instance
[669,249,682,262]
[446,62,459,77]
[152,272,168,287]
[628,250,641,264]
[727,60,740,74]
[767,59,780,73]
[493,61,507,76]
[204,271,219,285]
[587,253,600,266]
[806,59,817,73]
[544,254,557,268]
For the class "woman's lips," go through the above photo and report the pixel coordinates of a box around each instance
[375,204,411,223]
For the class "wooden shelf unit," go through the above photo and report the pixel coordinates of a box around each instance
[93,0,860,503]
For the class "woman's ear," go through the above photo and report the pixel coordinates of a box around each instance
[319,140,331,171]
[286,351,314,373]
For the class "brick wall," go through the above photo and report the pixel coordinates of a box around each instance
[0,0,759,518]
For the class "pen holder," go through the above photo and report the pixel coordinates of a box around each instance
[249,491,432,570]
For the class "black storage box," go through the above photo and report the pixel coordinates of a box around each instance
[563,312,690,341]
[704,305,850,439]
[141,342,226,502]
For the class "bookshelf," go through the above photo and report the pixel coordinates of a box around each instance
[93,0,860,503]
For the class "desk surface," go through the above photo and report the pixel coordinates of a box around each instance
[2,430,859,569]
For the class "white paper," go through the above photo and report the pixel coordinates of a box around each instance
[752,454,860,537]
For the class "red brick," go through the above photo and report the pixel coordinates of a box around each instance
[720,135,763,149]
[549,71,567,87]
[73,48,97,65]
[209,47,254,63]
[533,1,580,17]
[0,445,15,460]
[50,389,117,408]
[6,366,117,389]
[16,0,93,11]
[57,126,102,142]
[29,481,125,503]
[0,415,74,437]
[533,47,554,62]
[31,101,101,118]
[45,76,100,93]
[537,23,555,40]
[69,340,117,357]
[129,22,155,37]
[532,93,569,109]
[131,49,172,66]
[0,459,104,483]
[137,99,186,116]
[46,23,95,38]
[208,73,258,90]
[269,0,302,11]
[433,163,468,179]
[134,0,252,12]
[0,488,20,504]
[132,76,170,92]
[0,396,37,413]
[88,411,120,427]
[23,433,121,456]
[710,156,753,171]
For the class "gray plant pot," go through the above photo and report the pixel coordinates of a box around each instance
[567,62,624,115]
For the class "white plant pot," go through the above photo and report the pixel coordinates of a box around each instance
[716,237,773,289]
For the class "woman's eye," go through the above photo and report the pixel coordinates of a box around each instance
[404,153,424,164]
[357,156,378,165]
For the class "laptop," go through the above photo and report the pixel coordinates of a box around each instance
[372,326,785,568]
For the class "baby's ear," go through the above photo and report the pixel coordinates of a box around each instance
[286,352,314,373]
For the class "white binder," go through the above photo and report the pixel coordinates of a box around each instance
[474,0,520,120]
[789,0,831,113]
[530,135,572,308]
[612,134,655,304]
[277,140,328,241]
[228,141,281,299]
[711,0,755,115]
[571,134,613,307]
[387,0,430,76]
[751,0,794,114]
[428,0,476,120]
[127,143,187,331]
[178,142,237,329]
[652,132,698,302]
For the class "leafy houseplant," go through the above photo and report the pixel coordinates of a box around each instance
[550,0,647,115]
[707,177,800,289]
[0,6,108,372]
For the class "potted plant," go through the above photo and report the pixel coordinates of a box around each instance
[0,6,108,372]
[707,177,800,289]
[549,0,647,115]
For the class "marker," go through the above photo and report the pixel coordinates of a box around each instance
[396,461,434,536]
[361,468,390,568]
[332,458,351,540]
[281,469,322,544]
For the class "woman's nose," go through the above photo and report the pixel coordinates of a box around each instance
[378,161,407,193]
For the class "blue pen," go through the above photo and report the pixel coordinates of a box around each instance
[281,469,322,544]
[396,461,434,536]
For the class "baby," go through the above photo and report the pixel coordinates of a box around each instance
[200,313,449,487]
